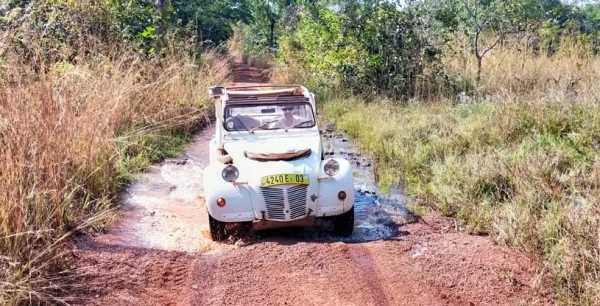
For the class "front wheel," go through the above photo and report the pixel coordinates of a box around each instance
[332,206,354,237]
[208,214,226,241]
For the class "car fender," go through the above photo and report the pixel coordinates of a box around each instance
[203,164,255,223]
[317,158,354,217]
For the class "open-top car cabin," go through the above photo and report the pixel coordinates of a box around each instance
[203,85,354,241]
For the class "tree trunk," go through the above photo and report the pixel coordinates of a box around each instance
[269,18,275,50]
[476,55,482,83]
[155,0,169,11]
[154,0,169,45]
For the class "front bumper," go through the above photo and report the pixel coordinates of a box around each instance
[203,159,354,224]
[252,216,316,231]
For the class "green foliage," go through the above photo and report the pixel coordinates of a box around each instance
[0,0,254,60]
[267,0,600,99]
[234,0,307,55]
[321,94,600,303]
[168,0,252,46]
[1,0,116,61]
[275,2,450,100]
[116,131,189,182]
[109,0,253,55]
[109,0,157,54]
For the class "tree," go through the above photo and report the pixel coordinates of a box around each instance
[276,1,442,99]
[168,0,252,47]
[454,0,565,82]
[245,0,302,51]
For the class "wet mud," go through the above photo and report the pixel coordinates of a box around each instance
[99,122,408,252]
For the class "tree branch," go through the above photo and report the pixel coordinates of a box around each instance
[480,29,523,58]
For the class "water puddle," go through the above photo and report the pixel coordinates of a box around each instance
[107,125,408,252]
[318,130,408,242]
[97,129,217,253]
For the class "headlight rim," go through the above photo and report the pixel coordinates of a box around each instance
[221,165,239,182]
[324,159,340,176]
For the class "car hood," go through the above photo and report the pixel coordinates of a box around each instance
[223,134,321,163]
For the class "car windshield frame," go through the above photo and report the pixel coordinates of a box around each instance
[223,101,316,132]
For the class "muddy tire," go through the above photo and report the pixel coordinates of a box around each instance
[332,206,354,237]
[209,214,227,241]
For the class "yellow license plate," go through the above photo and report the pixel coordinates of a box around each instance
[260,174,309,187]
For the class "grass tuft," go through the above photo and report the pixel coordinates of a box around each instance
[0,49,229,304]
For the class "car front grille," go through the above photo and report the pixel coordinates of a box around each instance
[260,187,285,219]
[288,185,308,219]
[260,185,308,220]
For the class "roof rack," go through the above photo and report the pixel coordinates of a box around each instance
[209,85,304,99]
[226,95,309,105]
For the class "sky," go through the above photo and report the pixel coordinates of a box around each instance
[564,0,600,5]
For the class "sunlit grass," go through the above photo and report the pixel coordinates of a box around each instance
[322,96,600,304]
[299,44,600,304]
[0,49,229,304]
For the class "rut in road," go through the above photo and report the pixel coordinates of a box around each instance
[69,62,554,306]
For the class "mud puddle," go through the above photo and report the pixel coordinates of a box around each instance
[94,127,220,254]
[104,124,407,252]
[293,129,407,242]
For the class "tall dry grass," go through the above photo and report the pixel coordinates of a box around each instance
[0,50,229,304]
[306,43,600,304]
[444,37,600,103]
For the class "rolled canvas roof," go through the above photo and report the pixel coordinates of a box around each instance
[226,86,304,97]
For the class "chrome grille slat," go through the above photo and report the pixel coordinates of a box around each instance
[260,184,308,221]
[261,187,285,219]
[288,185,308,219]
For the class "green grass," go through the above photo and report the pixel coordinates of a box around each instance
[267,30,600,306]
[320,96,600,304]
[116,130,191,181]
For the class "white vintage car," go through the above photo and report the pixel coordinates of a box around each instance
[203,85,355,241]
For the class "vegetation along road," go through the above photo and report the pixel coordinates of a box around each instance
[62,63,553,305]
[2,0,599,305]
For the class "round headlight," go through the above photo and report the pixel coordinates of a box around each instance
[324,159,340,176]
[221,165,239,182]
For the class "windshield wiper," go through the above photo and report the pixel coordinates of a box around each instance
[249,118,281,133]
[292,120,314,128]
[283,120,314,132]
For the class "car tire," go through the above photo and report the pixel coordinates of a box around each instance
[208,214,227,241]
[332,206,354,237]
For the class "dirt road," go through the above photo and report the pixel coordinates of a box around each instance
[69,63,555,305]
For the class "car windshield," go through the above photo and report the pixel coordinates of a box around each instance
[224,102,316,132]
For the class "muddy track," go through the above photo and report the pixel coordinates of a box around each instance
[69,63,555,306]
